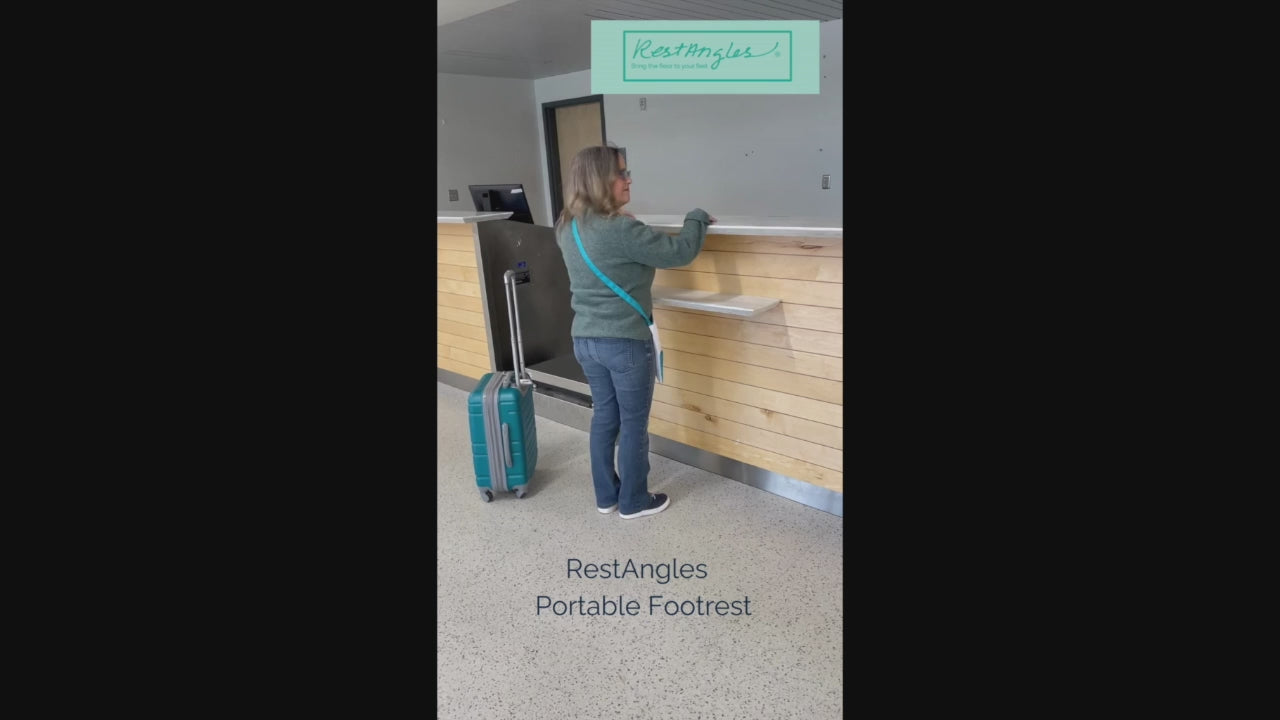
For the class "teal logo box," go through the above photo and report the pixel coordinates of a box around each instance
[591,21,820,94]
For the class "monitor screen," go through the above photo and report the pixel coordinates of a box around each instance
[468,184,534,224]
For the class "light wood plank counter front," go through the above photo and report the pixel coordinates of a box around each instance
[436,211,844,511]
[436,212,510,380]
[635,215,844,496]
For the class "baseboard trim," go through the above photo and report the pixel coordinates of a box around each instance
[437,367,479,393]
[647,434,843,517]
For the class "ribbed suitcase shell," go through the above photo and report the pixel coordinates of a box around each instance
[468,371,538,493]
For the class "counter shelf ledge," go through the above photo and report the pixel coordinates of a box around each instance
[651,286,779,318]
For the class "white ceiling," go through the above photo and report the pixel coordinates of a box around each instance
[437,0,843,80]
[437,0,525,27]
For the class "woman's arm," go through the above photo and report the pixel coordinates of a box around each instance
[619,209,712,268]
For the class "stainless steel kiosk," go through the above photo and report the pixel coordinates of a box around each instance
[475,219,591,402]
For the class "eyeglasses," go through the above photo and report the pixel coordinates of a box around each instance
[618,169,631,181]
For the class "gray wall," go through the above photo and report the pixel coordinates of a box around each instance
[437,73,549,226]
[533,19,842,220]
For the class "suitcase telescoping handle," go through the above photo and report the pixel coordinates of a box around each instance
[503,269,533,388]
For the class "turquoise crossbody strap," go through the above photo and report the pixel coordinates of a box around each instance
[571,218,652,326]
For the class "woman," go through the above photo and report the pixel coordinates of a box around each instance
[555,145,714,519]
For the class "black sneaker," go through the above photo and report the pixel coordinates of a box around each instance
[619,493,670,519]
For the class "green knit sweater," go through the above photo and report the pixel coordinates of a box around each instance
[555,209,711,341]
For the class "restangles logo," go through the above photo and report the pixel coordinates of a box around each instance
[630,37,780,70]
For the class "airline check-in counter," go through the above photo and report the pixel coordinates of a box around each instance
[436,211,843,515]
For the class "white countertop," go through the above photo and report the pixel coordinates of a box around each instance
[437,211,513,224]
[632,215,842,238]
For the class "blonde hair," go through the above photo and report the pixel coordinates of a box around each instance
[556,146,625,230]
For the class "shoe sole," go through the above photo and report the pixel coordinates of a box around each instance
[619,496,670,519]
[598,505,617,514]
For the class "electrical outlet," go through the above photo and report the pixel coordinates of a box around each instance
[449,189,459,201]
[640,97,647,111]
[821,174,830,190]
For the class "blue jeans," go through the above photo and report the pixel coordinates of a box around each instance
[572,336,656,515]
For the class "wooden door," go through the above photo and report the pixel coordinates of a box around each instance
[543,96,606,222]
[556,102,603,187]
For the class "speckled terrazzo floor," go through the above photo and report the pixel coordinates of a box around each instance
[437,381,843,719]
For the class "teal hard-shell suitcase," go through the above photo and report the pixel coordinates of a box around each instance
[468,371,537,500]
[467,270,538,501]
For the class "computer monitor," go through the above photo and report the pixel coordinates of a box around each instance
[469,183,534,224]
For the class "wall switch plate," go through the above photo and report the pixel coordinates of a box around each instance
[449,189,459,201]
[821,174,830,189]
[640,97,647,111]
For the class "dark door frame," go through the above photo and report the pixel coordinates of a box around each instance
[542,94,606,223]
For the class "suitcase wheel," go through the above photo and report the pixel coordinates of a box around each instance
[481,490,493,503]
[514,486,527,499]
